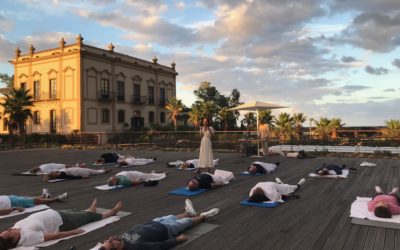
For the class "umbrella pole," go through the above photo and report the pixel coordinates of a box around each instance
[257,108,260,157]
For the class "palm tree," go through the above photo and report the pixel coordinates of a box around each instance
[274,112,294,141]
[258,110,274,126]
[385,119,400,137]
[241,112,257,132]
[330,118,345,139]
[315,118,331,140]
[188,105,201,128]
[218,107,231,131]
[292,113,307,139]
[165,97,183,131]
[1,88,34,135]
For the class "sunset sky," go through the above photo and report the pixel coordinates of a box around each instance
[0,0,399,126]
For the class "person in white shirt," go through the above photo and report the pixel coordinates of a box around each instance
[167,159,219,170]
[107,171,167,187]
[248,177,306,203]
[28,163,86,174]
[187,170,234,191]
[117,156,156,167]
[0,190,68,216]
[247,161,279,175]
[0,199,122,249]
[43,167,111,182]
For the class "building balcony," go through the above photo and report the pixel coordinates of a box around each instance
[97,91,114,101]
[131,95,146,105]
[148,96,155,105]
[116,94,125,102]
[158,98,166,107]
[42,92,59,100]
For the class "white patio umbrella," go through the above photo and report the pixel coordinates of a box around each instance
[229,101,287,156]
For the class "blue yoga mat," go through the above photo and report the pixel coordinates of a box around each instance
[168,187,208,196]
[240,200,279,208]
[240,172,264,176]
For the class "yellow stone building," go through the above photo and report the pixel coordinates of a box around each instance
[0,34,177,134]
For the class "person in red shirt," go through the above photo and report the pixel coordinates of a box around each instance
[368,186,400,218]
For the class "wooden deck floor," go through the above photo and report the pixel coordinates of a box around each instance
[0,148,399,250]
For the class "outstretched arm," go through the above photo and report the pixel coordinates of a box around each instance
[44,228,85,241]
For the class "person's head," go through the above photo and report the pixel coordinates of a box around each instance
[374,204,392,218]
[98,236,124,250]
[248,188,268,203]
[0,228,21,250]
[188,179,199,191]
[118,161,128,167]
[107,176,118,186]
[317,168,329,176]
[96,158,105,164]
[275,162,280,166]
[248,165,257,174]
[202,118,208,126]
[179,162,188,169]
[341,164,346,168]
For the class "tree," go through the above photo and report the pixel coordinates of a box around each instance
[218,107,231,131]
[315,117,331,140]
[329,118,345,139]
[165,97,183,131]
[188,105,201,128]
[1,88,34,135]
[292,113,307,139]
[258,110,274,126]
[241,112,257,132]
[385,119,400,137]
[0,73,14,88]
[274,112,295,141]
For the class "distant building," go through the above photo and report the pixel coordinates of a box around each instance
[0,34,177,134]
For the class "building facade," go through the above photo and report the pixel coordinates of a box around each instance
[0,34,177,134]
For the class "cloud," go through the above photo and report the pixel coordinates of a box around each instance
[336,12,400,52]
[176,1,186,9]
[330,0,400,13]
[392,59,400,69]
[341,85,370,93]
[384,88,396,92]
[341,56,357,63]
[365,65,389,75]
[0,35,16,61]
[0,15,14,31]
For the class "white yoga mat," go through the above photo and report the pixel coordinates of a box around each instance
[0,205,49,219]
[309,169,349,178]
[92,163,117,166]
[360,161,377,167]
[12,209,131,250]
[350,196,400,223]
[46,179,67,183]
[95,184,124,190]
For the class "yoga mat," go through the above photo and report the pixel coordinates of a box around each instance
[240,171,263,176]
[46,179,67,183]
[92,162,117,166]
[95,184,124,190]
[89,223,219,250]
[240,200,279,208]
[168,187,208,196]
[309,169,349,178]
[14,208,132,249]
[176,167,198,171]
[176,223,219,248]
[351,217,400,230]
[0,205,49,219]
[12,172,38,176]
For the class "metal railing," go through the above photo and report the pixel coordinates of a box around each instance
[131,95,146,105]
[97,91,115,101]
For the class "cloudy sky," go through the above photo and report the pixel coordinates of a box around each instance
[0,0,399,126]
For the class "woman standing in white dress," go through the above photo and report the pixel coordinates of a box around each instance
[199,118,214,173]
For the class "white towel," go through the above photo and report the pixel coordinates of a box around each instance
[350,197,400,223]
[210,169,235,185]
[95,184,124,190]
[360,161,377,167]
[0,205,49,219]
[46,179,67,183]
[309,169,349,178]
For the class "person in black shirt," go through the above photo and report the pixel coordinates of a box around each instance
[96,153,120,164]
[188,173,214,190]
[98,199,220,250]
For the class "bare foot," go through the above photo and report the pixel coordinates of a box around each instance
[111,201,123,215]
[86,199,97,213]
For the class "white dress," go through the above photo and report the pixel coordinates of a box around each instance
[199,126,214,169]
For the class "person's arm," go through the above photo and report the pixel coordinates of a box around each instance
[0,207,24,215]
[44,228,85,241]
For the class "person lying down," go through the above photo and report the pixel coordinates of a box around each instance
[368,186,400,218]
[97,199,219,250]
[43,167,111,182]
[313,163,356,176]
[167,159,219,170]
[246,161,279,175]
[0,199,122,249]
[248,177,306,203]
[28,163,86,174]
[0,190,68,216]
[117,156,156,167]
[107,171,167,187]
[187,170,234,191]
